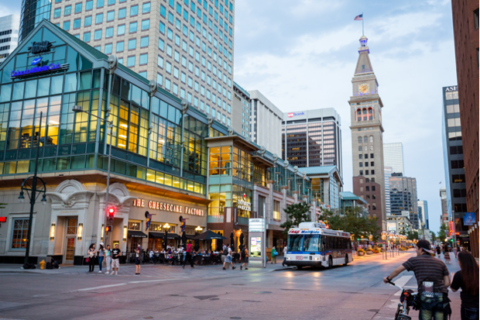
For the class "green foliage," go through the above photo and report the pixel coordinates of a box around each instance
[280,202,311,235]
[407,231,419,240]
[438,223,448,241]
[430,231,436,241]
[318,207,381,244]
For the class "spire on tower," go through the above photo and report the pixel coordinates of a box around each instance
[354,35,373,75]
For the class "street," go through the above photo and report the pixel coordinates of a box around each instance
[0,251,462,320]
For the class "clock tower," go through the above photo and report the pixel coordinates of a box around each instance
[348,35,386,230]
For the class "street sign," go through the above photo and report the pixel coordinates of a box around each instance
[249,218,265,232]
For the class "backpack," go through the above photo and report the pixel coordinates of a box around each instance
[46,262,53,269]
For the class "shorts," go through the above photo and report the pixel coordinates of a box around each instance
[112,259,120,268]
[225,256,232,263]
[135,257,141,265]
[243,257,249,263]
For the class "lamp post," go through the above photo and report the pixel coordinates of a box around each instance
[19,111,47,267]
[72,105,113,245]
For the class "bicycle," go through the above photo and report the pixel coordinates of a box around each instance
[386,279,418,320]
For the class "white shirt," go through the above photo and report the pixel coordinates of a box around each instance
[283,246,287,254]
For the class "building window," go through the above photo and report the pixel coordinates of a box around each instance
[117,24,125,35]
[372,186,376,191]
[143,2,151,13]
[11,218,29,249]
[141,19,150,30]
[366,186,370,191]
[64,5,72,15]
[370,153,374,158]
[75,2,83,13]
[63,21,71,31]
[371,170,374,175]
[359,154,362,159]
[140,36,149,47]
[116,41,124,52]
[83,31,91,42]
[130,22,138,33]
[359,162,363,167]
[139,53,148,65]
[54,8,61,18]
[95,13,103,24]
[359,170,363,175]
[127,56,135,67]
[273,201,281,221]
[94,29,102,40]
[130,5,139,16]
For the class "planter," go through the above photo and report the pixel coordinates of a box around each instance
[357,252,365,256]
[366,251,373,255]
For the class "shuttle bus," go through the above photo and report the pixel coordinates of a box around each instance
[284,222,353,269]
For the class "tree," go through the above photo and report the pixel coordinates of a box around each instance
[407,231,419,240]
[430,231,436,242]
[280,202,311,235]
[438,223,448,241]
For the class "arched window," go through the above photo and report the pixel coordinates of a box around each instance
[369,136,373,143]
[357,109,361,115]
[363,108,367,114]
[358,137,362,143]
[364,136,368,143]
[368,108,373,114]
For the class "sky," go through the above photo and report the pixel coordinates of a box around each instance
[0,0,457,233]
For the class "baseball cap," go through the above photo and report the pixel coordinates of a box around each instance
[416,240,433,254]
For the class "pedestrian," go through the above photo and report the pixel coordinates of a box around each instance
[135,244,141,275]
[436,245,441,257]
[282,245,287,267]
[111,243,121,275]
[221,244,228,265]
[271,246,277,264]
[87,243,96,273]
[454,246,458,259]
[183,240,195,269]
[450,251,479,320]
[105,244,112,274]
[98,243,105,273]
[223,246,235,270]
[445,247,451,264]
[149,249,154,264]
[240,245,249,270]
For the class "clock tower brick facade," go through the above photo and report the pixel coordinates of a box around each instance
[348,36,386,230]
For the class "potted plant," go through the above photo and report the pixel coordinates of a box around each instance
[357,248,365,256]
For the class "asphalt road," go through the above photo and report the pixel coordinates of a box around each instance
[0,251,462,320]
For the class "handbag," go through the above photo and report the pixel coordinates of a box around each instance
[86,257,89,263]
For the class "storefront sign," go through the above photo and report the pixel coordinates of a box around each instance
[287,112,305,118]
[0,217,6,223]
[132,199,204,216]
[11,63,69,79]
[463,212,475,226]
[237,200,251,211]
[448,221,455,236]
[28,41,53,54]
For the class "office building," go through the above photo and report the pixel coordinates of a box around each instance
[0,21,320,264]
[384,166,393,216]
[451,0,479,257]
[232,82,251,139]
[21,0,237,129]
[387,211,412,235]
[384,142,404,174]
[417,200,429,229]
[348,35,386,229]
[440,188,449,226]
[0,14,20,64]
[249,90,282,156]
[300,166,343,212]
[282,109,342,176]
[389,174,419,230]
[442,85,469,246]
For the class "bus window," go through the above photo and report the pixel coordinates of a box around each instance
[288,234,303,252]
[304,234,321,252]
[322,237,327,251]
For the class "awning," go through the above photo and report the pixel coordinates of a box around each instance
[128,230,148,238]
[193,230,228,240]
[148,232,181,239]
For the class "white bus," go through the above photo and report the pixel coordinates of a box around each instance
[284,222,353,269]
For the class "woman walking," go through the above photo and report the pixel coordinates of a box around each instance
[451,251,479,320]
[135,245,142,275]
[271,246,277,264]
[87,244,96,273]
[444,247,451,264]
[97,244,105,273]
[105,244,112,275]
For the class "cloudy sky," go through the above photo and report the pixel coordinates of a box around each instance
[2,0,456,233]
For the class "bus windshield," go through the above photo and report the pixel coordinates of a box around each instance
[288,234,303,252]
[303,234,321,252]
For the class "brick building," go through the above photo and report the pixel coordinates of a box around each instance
[451,0,479,257]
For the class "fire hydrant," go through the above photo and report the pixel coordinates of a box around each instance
[39,260,45,270]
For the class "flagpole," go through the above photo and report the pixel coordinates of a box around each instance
[362,13,364,35]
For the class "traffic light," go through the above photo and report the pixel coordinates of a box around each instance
[107,207,115,220]
[105,225,112,234]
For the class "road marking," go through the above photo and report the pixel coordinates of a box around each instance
[128,279,176,284]
[392,275,414,296]
[75,283,127,291]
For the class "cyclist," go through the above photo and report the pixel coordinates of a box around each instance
[383,240,451,320]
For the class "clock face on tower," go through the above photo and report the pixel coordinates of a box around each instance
[358,83,369,94]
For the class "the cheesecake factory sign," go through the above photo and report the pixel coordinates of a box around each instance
[132,199,204,216]
[237,200,251,211]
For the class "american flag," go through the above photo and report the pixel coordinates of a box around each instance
[354,14,363,21]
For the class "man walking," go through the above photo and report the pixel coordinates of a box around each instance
[240,245,249,270]
[111,243,121,275]
[383,240,451,320]
[183,240,195,269]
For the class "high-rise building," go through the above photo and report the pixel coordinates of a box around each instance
[0,14,20,64]
[417,200,429,229]
[348,35,386,229]
[249,90,282,156]
[440,188,449,226]
[389,173,419,229]
[451,0,479,258]
[282,109,342,174]
[441,85,469,246]
[232,82,251,138]
[383,142,404,174]
[34,0,237,129]
[19,0,52,42]
[384,166,393,216]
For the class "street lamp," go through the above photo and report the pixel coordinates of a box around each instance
[18,111,47,268]
[72,105,114,246]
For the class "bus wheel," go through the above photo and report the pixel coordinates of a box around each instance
[328,256,333,269]
[343,255,348,266]
[296,266,303,270]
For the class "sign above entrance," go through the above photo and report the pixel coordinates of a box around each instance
[237,200,251,211]
[11,63,69,79]
[132,198,204,217]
